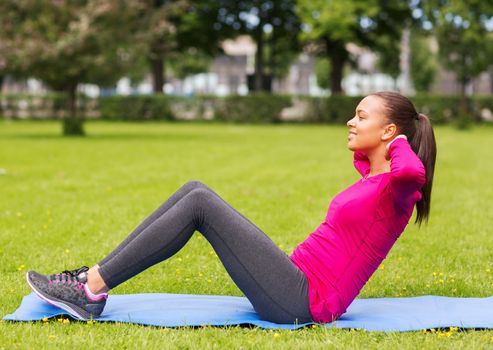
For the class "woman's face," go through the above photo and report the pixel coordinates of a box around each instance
[346,95,391,153]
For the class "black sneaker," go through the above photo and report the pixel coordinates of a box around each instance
[26,266,108,320]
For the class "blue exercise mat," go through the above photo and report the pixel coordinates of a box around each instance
[4,292,493,332]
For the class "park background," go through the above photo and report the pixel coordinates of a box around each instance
[1,0,493,348]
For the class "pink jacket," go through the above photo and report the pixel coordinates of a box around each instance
[289,136,426,323]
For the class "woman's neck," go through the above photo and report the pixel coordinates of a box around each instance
[366,148,391,176]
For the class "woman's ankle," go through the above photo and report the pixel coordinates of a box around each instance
[87,265,109,294]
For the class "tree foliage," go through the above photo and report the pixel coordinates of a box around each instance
[0,0,138,135]
[423,0,493,127]
[215,0,302,91]
[424,0,493,94]
[0,1,137,89]
[127,0,230,93]
[296,0,412,94]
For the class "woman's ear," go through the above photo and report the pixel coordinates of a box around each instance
[381,123,397,142]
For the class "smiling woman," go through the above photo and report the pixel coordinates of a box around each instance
[346,91,436,226]
[289,91,437,322]
[24,91,437,327]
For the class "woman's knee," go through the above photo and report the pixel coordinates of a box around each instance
[184,179,209,191]
[187,187,215,203]
[186,180,210,189]
[185,179,205,189]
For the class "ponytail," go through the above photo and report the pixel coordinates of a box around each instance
[369,91,437,228]
[410,113,437,227]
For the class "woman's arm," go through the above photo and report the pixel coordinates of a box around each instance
[386,135,426,198]
[353,150,370,177]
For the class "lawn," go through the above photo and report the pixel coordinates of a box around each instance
[1,120,492,349]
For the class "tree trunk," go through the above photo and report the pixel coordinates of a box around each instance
[253,26,264,92]
[454,51,473,128]
[330,54,344,94]
[63,83,85,136]
[151,55,165,94]
[325,37,346,95]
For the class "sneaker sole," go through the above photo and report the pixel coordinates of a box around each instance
[25,271,93,320]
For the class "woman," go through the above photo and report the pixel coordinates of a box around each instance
[26,91,436,324]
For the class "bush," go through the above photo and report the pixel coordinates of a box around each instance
[2,92,493,125]
[410,95,462,124]
[214,93,292,123]
[98,95,175,121]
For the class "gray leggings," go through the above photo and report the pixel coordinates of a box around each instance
[97,180,314,324]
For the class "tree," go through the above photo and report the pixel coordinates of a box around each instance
[216,0,302,92]
[128,0,187,94]
[0,0,138,135]
[424,0,493,125]
[264,18,302,83]
[296,0,412,94]
[128,0,232,94]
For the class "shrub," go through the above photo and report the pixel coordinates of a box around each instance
[2,92,493,125]
[98,95,174,121]
[214,93,292,123]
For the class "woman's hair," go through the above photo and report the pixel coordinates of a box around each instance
[369,91,437,227]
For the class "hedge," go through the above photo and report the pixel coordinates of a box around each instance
[1,92,493,124]
[213,93,292,123]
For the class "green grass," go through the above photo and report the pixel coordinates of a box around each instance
[1,120,493,349]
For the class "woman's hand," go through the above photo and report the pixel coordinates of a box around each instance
[385,134,408,160]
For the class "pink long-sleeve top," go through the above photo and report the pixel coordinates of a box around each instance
[289,136,426,323]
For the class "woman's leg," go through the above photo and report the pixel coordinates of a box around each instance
[97,180,208,266]
[86,180,210,293]
[96,182,313,324]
